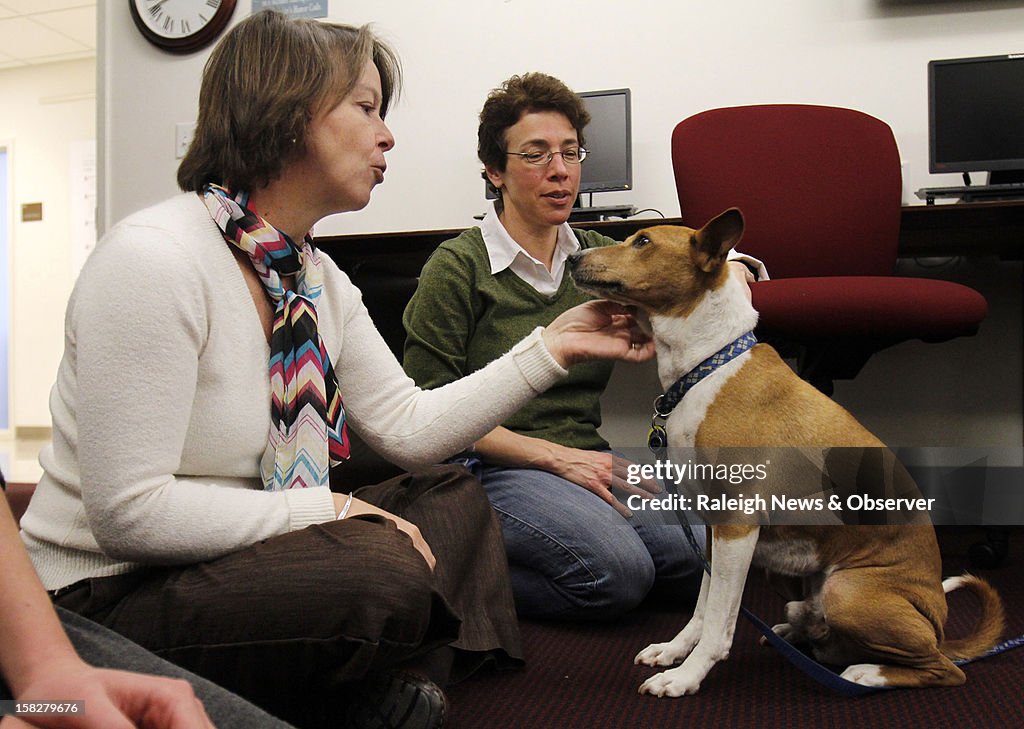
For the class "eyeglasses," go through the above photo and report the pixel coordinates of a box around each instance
[505,147,588,166]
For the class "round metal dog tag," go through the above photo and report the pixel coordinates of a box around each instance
[647,425,668,451]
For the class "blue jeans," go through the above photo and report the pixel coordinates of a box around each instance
[477,459,706,620]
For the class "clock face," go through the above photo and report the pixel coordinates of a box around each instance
[130,0,237,54]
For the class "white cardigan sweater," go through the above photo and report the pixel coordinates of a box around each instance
[22,194,566,590]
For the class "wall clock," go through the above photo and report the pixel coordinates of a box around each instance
[129,0,238,54]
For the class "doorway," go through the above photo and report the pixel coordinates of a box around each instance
[1,146,9,432]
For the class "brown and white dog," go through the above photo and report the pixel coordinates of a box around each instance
[568,208,1004,695]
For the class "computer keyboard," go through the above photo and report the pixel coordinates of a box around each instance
[474,204,638,222]
[915,182,1024,203]
[568,205,637,221]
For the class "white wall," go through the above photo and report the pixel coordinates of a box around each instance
[1,58,95,428]
[101,0,1024,235]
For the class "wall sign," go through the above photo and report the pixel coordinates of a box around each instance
[251,0,327,18]
[21,203,42,222]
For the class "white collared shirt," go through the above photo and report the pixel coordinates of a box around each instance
[478,200,769,294]
[480,201,580,296]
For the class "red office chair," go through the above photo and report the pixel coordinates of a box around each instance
[671,104,988,395]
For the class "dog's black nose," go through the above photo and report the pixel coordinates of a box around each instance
[566,251,583,270]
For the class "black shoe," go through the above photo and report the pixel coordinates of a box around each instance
[344,670,448,729]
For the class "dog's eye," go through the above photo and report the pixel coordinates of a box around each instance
[632,234,650,249]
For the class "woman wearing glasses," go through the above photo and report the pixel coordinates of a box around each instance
[404,73,765,620]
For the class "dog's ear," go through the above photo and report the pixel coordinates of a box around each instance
[691,208,745,273]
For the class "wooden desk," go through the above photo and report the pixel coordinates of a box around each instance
[317,199,1024,273]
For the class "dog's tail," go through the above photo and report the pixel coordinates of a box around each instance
[939,573,1006,661]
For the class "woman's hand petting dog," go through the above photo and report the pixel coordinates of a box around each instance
[727,260,755,302]
[543,300,655,368]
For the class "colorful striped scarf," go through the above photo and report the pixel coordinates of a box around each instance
[203,184,350,490]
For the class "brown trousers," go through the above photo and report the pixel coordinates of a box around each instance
[54,465,521,726]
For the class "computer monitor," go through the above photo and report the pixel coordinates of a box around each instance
[928,53,1024,182]
[578,88,633,194]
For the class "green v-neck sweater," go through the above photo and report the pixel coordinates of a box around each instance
[403,226,618,451]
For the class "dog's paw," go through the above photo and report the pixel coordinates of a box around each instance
[638,666,704,697]
[635,641,690,667]
[840,664,888,687]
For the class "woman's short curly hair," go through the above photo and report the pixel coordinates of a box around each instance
[477,72,590,177]
[177,9,401,193]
